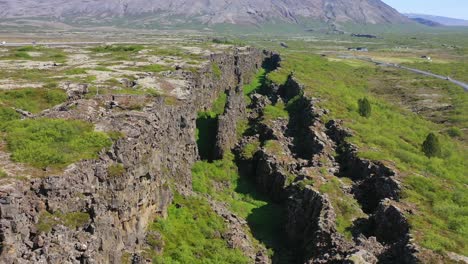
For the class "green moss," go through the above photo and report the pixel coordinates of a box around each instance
[2,119,112,168]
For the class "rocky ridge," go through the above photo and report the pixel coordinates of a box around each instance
[0,46,422,264]
[232,71,420,263]
[0,47,268,263]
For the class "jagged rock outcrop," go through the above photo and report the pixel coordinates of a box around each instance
[234,69,420,264]
[0,47,270,263]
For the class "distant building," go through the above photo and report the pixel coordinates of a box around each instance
[351,33,377,39]
[348,47,368,52]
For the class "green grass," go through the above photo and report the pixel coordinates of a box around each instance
[148,193,250,264]
[2,119,112,168]
[89,45,144,61]
[402,61,468,83]
[0,107,21,125]
[37,211,90,233]
[244,68,266,95]
[90,45,144,53]
[211,63,222,79]
[318,178,365,240]
[268,53,468,255]
[262,102,289,126]
[191,152,286,251]
[128,64,171,73]
[0,88,67,113]
[1,46,67,63]
[64,68,88,75]
[241,141,261,159]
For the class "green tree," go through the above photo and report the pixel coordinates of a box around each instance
[422,133,442,158]
[358,97,372,118]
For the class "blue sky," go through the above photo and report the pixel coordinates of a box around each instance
[383,0,468,20]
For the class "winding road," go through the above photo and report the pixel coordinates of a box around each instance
[341,55,468,92]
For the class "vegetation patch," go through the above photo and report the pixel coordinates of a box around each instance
[191,152,286,253]
[0,88,67,113]
[37,211,90,233]
[127,64,172,73]
[107,163,126,177]
[211,63,222,79]
[1,46,67,63]
[318,178,365,240]
[148,194,250,264]
[2,119,112,168]
[262,102,288,125]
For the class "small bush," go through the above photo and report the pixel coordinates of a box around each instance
[107,163,125,177]
[422,133,442,158]
[446,127,462,138]
[358,97,372,118]
[0,169,7,178]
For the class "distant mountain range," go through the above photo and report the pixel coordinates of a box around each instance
[0,0,409,26]
[406,14,468,27]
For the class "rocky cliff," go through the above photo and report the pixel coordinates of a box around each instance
[0,47,267,264]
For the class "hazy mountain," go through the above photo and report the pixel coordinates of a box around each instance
[406,14,468,27]
[0,0,409,26]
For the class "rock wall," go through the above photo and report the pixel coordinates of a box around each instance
[0,47,269,264]
[235,69,420,263]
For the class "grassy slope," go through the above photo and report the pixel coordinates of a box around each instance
[268,53,467,255]
[2,119,112,168]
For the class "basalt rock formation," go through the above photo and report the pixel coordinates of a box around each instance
[0,47,268,264]
[0,47,421,264]
[234,72,420,263]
